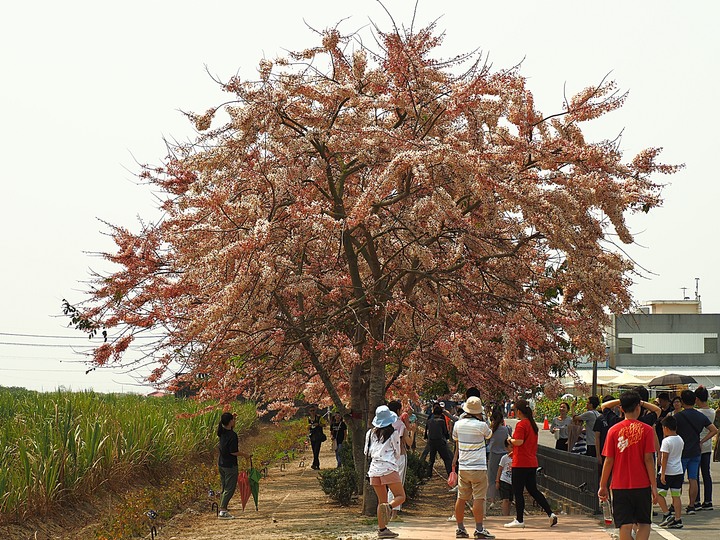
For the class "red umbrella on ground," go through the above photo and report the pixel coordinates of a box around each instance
[237,470,251,511]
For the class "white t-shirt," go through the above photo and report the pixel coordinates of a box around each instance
[365,428,401,477]
[392,418,407,455]
[697,407,716,454]
[499,453,512,484]
[660,434,684,476]
[452,416,492,470]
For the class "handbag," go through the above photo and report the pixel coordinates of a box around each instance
[319,432,327,443]
[447,465,458,488]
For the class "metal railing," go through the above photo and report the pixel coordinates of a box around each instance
[536,446,600,513]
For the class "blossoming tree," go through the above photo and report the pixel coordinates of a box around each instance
[70,22,677,509]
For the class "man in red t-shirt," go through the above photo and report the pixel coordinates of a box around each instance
[598,391,658,540]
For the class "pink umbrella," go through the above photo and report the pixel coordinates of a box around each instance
[237,470,251,510]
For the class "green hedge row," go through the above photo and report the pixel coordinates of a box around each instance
[317,437,430,506]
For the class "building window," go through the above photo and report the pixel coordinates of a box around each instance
[618,338,633,354]
[705,337,718,354]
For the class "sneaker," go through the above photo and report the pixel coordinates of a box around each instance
[448,514,457,521]
[378,528,399,539]
[701,502,713,510]
[667,518,683,529]
[685,505,696,515]
[218,511,235,519]
[474,528,495,539]
[379,503,392,524]
[504,519,525,528]
[456,528,470,539]
[549,513,558,527]
[659,513,674,527]
[694,502,702,511]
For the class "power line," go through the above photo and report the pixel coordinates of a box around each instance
[0,332,164,340]
[0,355,87,360]
[0,342,95,348]
[0,341,159,350]
[0,367,85,373]
[0,331,101,340]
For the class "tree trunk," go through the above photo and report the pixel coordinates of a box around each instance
[348,362,382,516]
[359,351,387,515]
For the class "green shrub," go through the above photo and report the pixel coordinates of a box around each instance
[337,440,355,469]
[318,437,428,506]
[405,450,430,482]
[317,466,357,505]
[403,467,420,499]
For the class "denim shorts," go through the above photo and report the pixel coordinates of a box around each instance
[681,455,701,480]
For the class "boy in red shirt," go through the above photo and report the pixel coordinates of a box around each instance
[598,391,658,540]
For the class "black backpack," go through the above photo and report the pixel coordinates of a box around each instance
[595,411,611,452]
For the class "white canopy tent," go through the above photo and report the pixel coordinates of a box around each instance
[562,367,720,397]
[560,368,651,389]
[606,369,654,387]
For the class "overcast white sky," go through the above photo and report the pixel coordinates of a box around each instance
[1,1,718,393]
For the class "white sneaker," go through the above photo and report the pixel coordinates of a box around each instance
[549,513,558,527]
[504,519,525,528]
[447,514,457,521]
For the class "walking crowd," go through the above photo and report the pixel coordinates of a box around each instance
[213,385,719,540]
[596,385,719,539]
[363,388,557,539]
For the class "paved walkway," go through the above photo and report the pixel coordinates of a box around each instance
[380,514,611,539]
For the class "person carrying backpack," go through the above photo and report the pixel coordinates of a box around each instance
[595,395,619,475]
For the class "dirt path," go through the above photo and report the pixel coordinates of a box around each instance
[159,441,381,540]
[158,441,468,540]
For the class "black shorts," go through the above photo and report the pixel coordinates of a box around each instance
[657,473,683,493]
[612,487,652,527]
[498,480,513,501]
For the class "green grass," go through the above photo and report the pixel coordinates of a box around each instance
[0,386,254,521]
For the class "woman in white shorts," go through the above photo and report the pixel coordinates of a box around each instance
[366,405,405,539]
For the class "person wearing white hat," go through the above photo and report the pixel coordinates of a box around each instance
[365,405,404,539]
[451,396,495,539]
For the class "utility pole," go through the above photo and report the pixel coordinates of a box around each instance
[592,357,598,397]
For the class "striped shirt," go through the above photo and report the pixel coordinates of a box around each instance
[452,416,492,470]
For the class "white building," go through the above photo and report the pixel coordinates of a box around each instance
[567,299,720,392]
